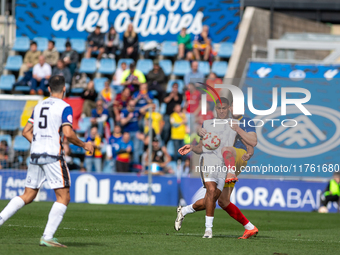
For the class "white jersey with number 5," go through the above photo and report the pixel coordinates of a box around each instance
[28,97,73,165]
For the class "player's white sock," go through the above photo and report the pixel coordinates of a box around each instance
[43,202,67,240]
[244,221,255,230]
[181,204,196,216]
[205,216,214,231]
[0,196,25,226]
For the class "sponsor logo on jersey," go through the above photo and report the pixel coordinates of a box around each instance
[67,114,73,124]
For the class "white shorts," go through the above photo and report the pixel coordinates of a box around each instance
[199,154,227,192]
[25,159,71,189]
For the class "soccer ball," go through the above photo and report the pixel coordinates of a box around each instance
[318,206,328,213]
[202,132,221,150]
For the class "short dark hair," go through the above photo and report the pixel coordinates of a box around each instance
[49,75,65,93]
[0,140,8,147]
[172,82,178,87]
[129,63,136,69]
[216,97,229,106]
[30,41,37,47]
[65,41,71,48]
[49,40,55,46]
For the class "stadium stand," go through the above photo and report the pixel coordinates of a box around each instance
[159,59,172,76]
[13,136,30,152]
[161,41,178,57]
[70,38,86,53]
[33,37,49,52]
[79,58,97,74]
[54,37,67,52]
[5,56,23,71]
[0,75,15,91]
[136,59,153,75]
[173,60,191,76]
[93,77,108,93]
[117,58,134,67]
[198,61,210,76]
[98,58,116,75]
[12,36,30,52]
[218,42,233,58]
[211,61,228,77]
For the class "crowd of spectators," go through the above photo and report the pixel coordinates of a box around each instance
[2,23,224,177]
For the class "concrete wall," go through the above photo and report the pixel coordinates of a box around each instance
[227,7,331,83]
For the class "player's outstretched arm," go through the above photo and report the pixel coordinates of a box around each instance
[62,125,94,155]
[22,122,34,143]
[178,140,204,155]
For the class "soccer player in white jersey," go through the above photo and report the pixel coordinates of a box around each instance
[0,76,94,247]
[176,97,237,238]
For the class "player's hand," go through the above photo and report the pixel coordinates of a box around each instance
[242,153,252,161]
[198,128,207,137]
[84,142,94,155]
[178,145,191,155]
[229,119,239,131]
[128,112,134,119]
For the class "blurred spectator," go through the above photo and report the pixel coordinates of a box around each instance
[107,125,123,172]
[184,61,204,86]
[91,99,109,137]
[19,41,41,77]
[122,23,139,61]
[112,62,127,86]
[182,157,190,177]
[52,59,72,84]
[177,27,192,60]
[81,81,98,117]
[206,72,223,111]
[84,126,103,172]
[193,25,212,61]
[61,41,79,76]
[170,104,187,162]
[145,137,172,175]
[0,140,14,169]
[103,27,120,59]
[99,80,116,118]
[113,87,131,123]
[197,101,214,125]
[146,60,166,102]
[29,55,51,95]
[132,83,153,109]
[162,82,183,145]
[43,40,59,67]
[116,132,133,172]
[144,103,164,137]
[121,63,146,92]
[86,25,105,60]
[120,101,150,163]
[184,83,201,128]
[63,141,81,171]
[319,173,340,213]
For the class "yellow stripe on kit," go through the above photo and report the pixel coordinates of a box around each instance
[21,100,39,128]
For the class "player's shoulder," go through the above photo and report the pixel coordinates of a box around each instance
[202,119,215,127]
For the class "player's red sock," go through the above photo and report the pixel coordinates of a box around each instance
[222,151,235,168]
[223,203,249,226]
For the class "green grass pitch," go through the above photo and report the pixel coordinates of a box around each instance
[0,200,339,255]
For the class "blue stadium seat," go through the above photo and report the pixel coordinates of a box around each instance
[117,58,134,68]
[98,58,116,75]
[33,37,48,52]
[112,85,124,94]
[161,41,178,57]
[136,59,153,75]
[5,55,23,71]
[198,61,210,76]
[12,37,30,52]
[77,117,91,134]
[166,79,184,93]
[70,137,85,154]
[173,60,190,76]
[94,77,108,93]
[167,140,175,157]
[159,59,172,76]
[0,100,25,131]
[79,58,97,74]
[160,103,166,115]
[218,42,233,58]
[212,61,228,77]
[0,134,12,147]
[13,136,31,151]
[167,161,178,173]
[70,38,86,53]
[14,86,30,93]
[0,75,15,91]
[53,37,67,52]
[71,87,85,95]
